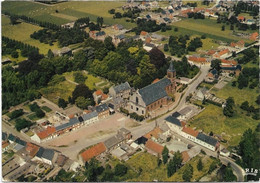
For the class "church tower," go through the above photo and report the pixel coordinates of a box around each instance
[167,61,176,92]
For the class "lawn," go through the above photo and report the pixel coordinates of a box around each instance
[198,82,215,90]
[211,80,259,107]
[2,15,59,55]
[40,80,76,104]
[27,113,41,121]
[159,18,254,43]
[188,104,259,147]
[182,1,215,8]
[2,1,136,28]
[41,106,52,113]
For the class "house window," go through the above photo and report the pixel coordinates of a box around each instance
[136,107,139,111]
[142,110,144,114]
[136,97,139,104]
[131,105,133,109]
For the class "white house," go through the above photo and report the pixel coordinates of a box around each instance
[82,111,99,126]
[181,126,199,143]
[165,115,185,134]
[32,147,55,166]
[195,133,220,151]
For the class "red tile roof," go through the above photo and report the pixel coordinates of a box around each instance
[2,141,9,149]
[81,142,106,162]
[145,139,164,155]
[144,127,163,139]
[95,90,103,96]
[152,78,160,84]
[237,16,245,21]
[181,151,190,163]
[84,110,91,114]
[250,32,258,41]
[207,50,216,55]
[216,49,229,57]
[188,56,207,62]
[140,31,148,36]
[182,126,199,137]
[26,142,40,157]
[221,59,237,65]
[145,37,152,43]
[69,114,75,119]
[37,126,56,140]
[101,93,108,100]
[181,121,186,127]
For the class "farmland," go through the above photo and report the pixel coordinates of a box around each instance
[159,18,254,44]
[2,1,136,28]
[1,15,59,55]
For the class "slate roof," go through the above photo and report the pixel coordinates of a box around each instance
[2,132,8,141]
[13,144,24,151]
[14,138,27,146]
[146,14,151,19]
[96,31,106,36]
[172,112,181,118]
[41,148,55,161]
[82,111,98,121]
[104,133,125,149]
[113,82,131,94]
[139,78,171,106]
[8,134,16,142]
[221,64,241,71]
[116,34,125,40]
[96,103,109,113]
[134,136,148,145]
[56,122,73,131]
[196,133,218,146]
[165,115,182,127]
[169,9,174,13]
[35,147,44,158]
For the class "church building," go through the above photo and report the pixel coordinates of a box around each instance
[128,62,176,117]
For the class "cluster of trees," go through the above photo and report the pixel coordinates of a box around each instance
[217,163,237,181]
[2,36,39,58]
[237,48,258,65]
[174,57,199,79]
[187,12,205,19]
[237,126,260,181]
[202,0,210,6]
[84,158,128,181]
[223,97,235,117]
[240,101,259,120]
[113,7,140,20]
[31,26,88,47]
[86,37,169,89]
[167,35,202,56]
[74,71,87,84]
[186,2,197,7]
[29,102,45,118]
[236,67,259,89]
[133,18,168,35]
[167,151,183,177]
[119,108,144,121]
[15,118,34,131]
[3,11,60,30]
[74,17,90,28]
[233,1,259,16]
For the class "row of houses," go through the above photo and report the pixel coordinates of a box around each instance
[2,132,79,181]
[164,115,221,152]
[31,103,110,143]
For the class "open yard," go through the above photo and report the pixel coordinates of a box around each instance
[2,15,59,55]
[2,1,136,28]
[188,104,259,147]
[159,18,254,43]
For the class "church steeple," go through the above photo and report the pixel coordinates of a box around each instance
[168,61,175,73]
[167,61,176,80]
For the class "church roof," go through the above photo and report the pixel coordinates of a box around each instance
[139,78,171,106]
[167,61,175,72]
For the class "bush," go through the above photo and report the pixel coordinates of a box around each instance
[114,164,128,176]
[129,112,144,121]
[15,118,34,131]
[8,109,24,120]
[120,107,129,116]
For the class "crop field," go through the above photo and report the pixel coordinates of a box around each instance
[188,104,258,147]
[1,15,59,55]
[159,18,254,43]
[2,1,136,28]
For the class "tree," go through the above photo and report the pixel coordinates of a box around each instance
[58,98,67,109]
[256,95,260,105]
[11,51,19,58]
[10,15,18,25]
[162,146,169,164]
[72,84,93,103]
[167,151,183,177]
[211,59,221,72]
[174,27,178,32]
[15,118,33,131]
[197,158,203,171]
[75,96,93,109]
[114,164,128,176]
[164,44,169,52]
[108,9,115,14]
[35,108,45,118]
[240,101,249,111]
[104,36,115,51]
[149,47,166,69]
[182,164,193,182]
[47,49,54,58]
[74,72,87,84]
[223,97,235,117]
[221,25,225,31]
[97,17,104,27]
[157,153,162,167]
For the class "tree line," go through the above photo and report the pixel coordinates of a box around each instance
[2,36,40,58]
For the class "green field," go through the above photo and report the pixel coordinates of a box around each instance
[188,104,258,147]
[2,1,136,28]
[2,15,59,55]
[159,18,254,43]
[211,81,259,107]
